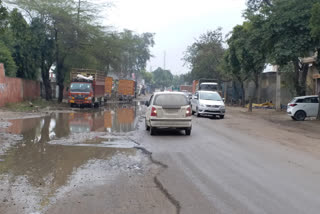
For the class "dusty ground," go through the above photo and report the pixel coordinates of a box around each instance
[223,107,320,157]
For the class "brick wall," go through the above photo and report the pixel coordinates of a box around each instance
[0,63,40,107]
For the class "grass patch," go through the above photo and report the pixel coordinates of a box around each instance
[3,99,66,112]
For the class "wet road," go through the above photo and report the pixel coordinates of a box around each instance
[1,102,320,214]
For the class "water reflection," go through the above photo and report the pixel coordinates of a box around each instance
[5,103,139,144]
[0,103,141,211]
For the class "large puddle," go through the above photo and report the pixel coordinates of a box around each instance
[0,102,147,214]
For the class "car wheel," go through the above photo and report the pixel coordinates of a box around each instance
[294,110,306,121]
[220,115,225,119]
[185,128,191,136]
[150,126,156,135]
[196,108,201,117]
[291,116,297,121]
[145,119,150,131]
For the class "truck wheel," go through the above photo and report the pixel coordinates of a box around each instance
[220,115,225,119]
[70,103,74,108]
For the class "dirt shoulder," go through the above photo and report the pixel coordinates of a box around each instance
[223,106,320,157]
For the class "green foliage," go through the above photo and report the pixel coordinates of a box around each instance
[0,0,8,32]
[310,2,320,70]
[183,28,225,82]
[8,9,38,79]
[152,67,173,89]
[310,3,320,39]
[0,41,17,76]
[5,0,154,102]
[140,70,153,84]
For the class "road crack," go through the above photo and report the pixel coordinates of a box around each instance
[135,146,181,214]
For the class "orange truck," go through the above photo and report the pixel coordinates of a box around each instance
[68,69,105,108]
[180,85,193,93]
[105,77,113,99]
[117,79,135,101]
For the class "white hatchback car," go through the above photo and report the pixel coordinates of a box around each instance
[145,92,192,135]
[287,95,319,121]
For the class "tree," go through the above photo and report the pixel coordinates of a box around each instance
[224,22,267,108]
[140,70,153,84]
[0,0,8,32]
[8,9,38,79]
[183,28,226,83]
[310,2,320,119]
[249,0,319,96]
[152,67,173,89]
[0,41,17,76]
[7,0,105,102]
[30,17,55,100]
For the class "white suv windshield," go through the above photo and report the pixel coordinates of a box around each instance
[200,92,222,101]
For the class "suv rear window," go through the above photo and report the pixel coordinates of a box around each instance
[153,94,188,107]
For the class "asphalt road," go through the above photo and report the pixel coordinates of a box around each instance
[141,114,320,214]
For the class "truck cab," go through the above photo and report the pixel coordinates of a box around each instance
[68,69,105,108]
[69,82,94,107]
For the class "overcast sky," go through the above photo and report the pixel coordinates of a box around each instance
[104,0,247,75]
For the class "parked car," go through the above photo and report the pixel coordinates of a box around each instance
[287,95,319,121]
[145,92,192,135]
[191,91,225,119]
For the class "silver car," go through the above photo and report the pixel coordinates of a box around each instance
[145,92,192,135]
[191,91,225,119]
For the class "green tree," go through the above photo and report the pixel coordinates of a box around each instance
[310,2,320,119]
[140,70,153,84]
[30,17,55,100]
[8,9,38,79]
[249,0,319,96]
[0,0,8,32]
[0,41,17,76]
[152,67,173,89]
[183,28,225,82]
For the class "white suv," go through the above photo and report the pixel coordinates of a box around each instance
[145,92,192,135]
[287,95,319,121]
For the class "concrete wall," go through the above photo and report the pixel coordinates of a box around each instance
[0,63,40,107]
[243,72,293,106]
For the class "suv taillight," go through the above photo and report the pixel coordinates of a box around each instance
[186,106,192,117]
[151,107,157,117]
[289,104,297,107]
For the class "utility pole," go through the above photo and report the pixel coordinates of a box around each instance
[163,51,166,70]
[276,70,281,111]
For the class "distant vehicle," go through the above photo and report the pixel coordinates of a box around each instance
[180,85,193,93]
[287,95,319,121]
[117,79,135,101]
[105,77,113,99]
[192,79,220,94]
[145,92,192,136]
[68,69,105,108]
[191,91,225,119]
[182,90,192,100]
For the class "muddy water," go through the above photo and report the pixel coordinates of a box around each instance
[0,102,147,214]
